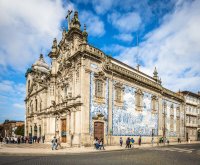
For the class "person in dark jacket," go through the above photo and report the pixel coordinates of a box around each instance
[139,136,142,146]
[126,137,130,148]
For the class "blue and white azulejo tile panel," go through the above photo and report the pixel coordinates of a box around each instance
[112,82,158,136]
[89,72,108,135]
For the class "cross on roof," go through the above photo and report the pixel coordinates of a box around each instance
[66,10,72,30]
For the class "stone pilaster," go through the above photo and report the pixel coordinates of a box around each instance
[158,96,163,136]
[108,78,113,145]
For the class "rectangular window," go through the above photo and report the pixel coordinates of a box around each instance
[95,80,103,98]
[115,87,122,102]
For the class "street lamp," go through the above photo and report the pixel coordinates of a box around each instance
[163,101,166,145]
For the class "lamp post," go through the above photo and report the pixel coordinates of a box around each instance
[163,101,166,145]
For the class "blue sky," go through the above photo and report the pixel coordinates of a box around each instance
[0,0,200,123]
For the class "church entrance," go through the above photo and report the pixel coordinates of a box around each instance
[94,122,104,140]
[61,119,66,143]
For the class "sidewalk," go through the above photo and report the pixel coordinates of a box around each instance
[0,141,199,156]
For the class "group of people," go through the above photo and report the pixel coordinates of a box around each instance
[51,136,61,150]
[93,137,105,150]
[0,135,45,144]
[120,137,137,148]
[158,137,169,144]
[120,136,142,148]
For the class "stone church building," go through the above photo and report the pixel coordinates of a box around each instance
[25,11,185,146]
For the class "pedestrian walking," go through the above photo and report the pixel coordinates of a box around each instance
[0,136,3,144]
[56,136,62,149]
[120,137,123,147]
[99,138,105,150]
[51,136,57,150]
[126,137,130,148]
[42,135,45,143]
[130,138,135,148]
[139,136,142,146]
[151,137,154,146]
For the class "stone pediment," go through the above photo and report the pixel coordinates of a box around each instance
[92,113,107,121]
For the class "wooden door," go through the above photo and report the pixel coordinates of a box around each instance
[94,122,104,140]
[61,119,66,143]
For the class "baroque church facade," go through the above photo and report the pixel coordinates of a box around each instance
[25,11,185,146]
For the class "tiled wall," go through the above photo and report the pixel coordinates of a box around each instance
[89,72,109,135]
[112,82,158,136]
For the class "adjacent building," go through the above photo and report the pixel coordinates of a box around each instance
[25,11,186,147]
[0,120,24,137]
[180,91,200,141]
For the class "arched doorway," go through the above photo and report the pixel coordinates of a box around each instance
[197,130,200,141]
[94,122,104,140]
[34,124,37,136]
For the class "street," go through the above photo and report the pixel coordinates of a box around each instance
[0,143,200,165]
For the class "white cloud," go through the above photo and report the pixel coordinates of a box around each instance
[79,11,105,37]
[0,0,73,72]
[108,12,141,33]
[114,34,133,42]
[91,0,114,14]
[13,103,25,110]
[0,80,26,122]
[114,0,200,92]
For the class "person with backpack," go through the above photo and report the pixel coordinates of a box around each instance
[51,136,57,150]
[130,138,135,148]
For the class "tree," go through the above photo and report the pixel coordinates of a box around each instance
[14,125,24,136]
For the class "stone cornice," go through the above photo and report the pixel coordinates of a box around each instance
[162,87,184,102]
[109,62,162,92]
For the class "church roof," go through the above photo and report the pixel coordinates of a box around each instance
[32,54,50,73]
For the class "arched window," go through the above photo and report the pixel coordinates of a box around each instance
[40,101,42,111]
[95,79,103,98]
[35,99,37,111]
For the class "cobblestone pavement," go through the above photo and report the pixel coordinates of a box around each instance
[0,143,199,165]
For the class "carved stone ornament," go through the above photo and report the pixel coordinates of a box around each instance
[92,113,106,121]
[103,56,111,70]
[114,82,124,90]
[94,71,106,80]
[135,88,143,96]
